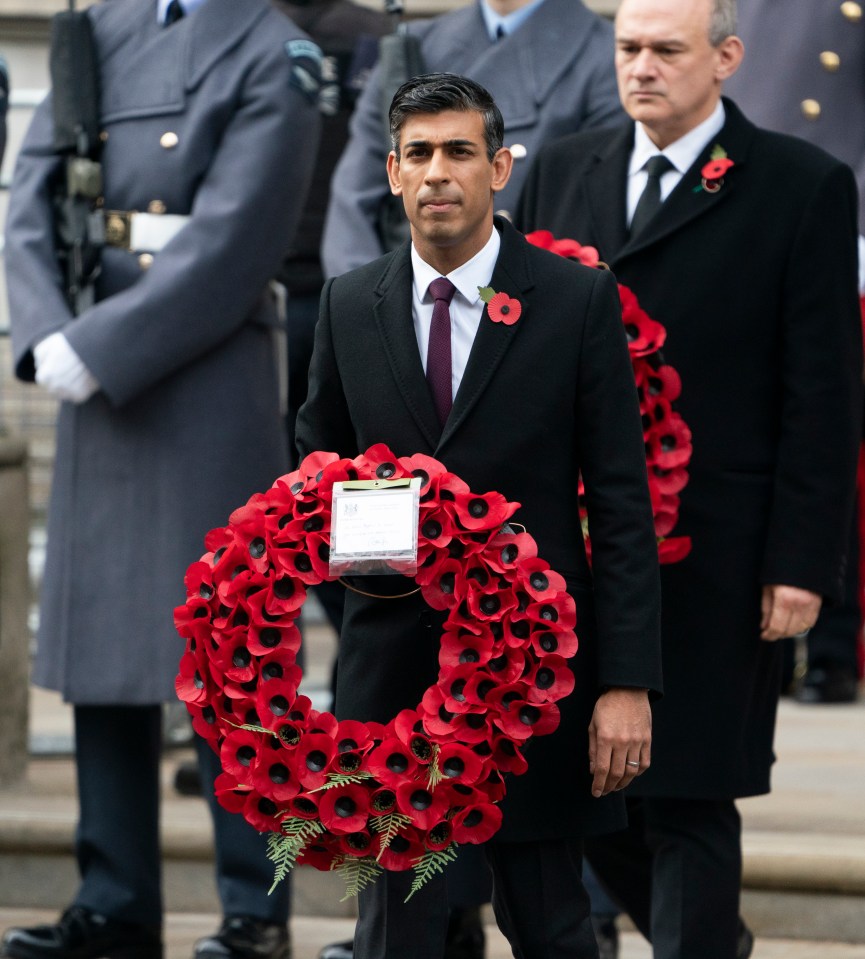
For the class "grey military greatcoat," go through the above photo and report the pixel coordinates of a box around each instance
[6,0,320,704]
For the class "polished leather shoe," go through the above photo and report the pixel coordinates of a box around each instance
[795,663,859,704]
[317,942,352,959]
[194,918,290,959]
[0,906,162,959]
[591,916,619,959]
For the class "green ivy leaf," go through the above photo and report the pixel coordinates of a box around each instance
[478,285,496,304]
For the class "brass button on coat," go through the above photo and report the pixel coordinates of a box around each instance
[138,253,154,270]
[160,131,179,149]
[820,51,841,71]
[148,200,167,214]
[841,1,862,21]
[801,98,822,120]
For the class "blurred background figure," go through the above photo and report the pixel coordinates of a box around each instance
[726,0,865,704]
[0,54,8,163]
[0,2,320,959]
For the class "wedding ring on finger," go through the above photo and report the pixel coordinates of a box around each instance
[626,760,640,768]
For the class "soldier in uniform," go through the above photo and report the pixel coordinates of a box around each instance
[726,0,865,704]
[321,0,625,279]
[0,2,320,958]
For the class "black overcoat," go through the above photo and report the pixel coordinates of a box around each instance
[296,218,662,841]
[517,99,863,799]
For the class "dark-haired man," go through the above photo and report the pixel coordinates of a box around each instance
[517,0,862,956]
[297,72,662,959]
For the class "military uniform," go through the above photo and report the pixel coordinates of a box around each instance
[2,0,320,955]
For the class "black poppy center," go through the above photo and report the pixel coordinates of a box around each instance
[443,757,465,778]
[519,705,541,726]
[269,763,290,784]
[468,498,488,518]
[386,752,409,774]
[306,750,327,772]
[410,790,432,811]
[249,537,266,559]
[269,695,289,716]
[334,797,357,818]
[464,810,483,828]
[236,745,256,767]
[232,647,251,669]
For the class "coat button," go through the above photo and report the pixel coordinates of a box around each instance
[160,131,179,149]
[820,51,841,71]
[841,1,862,21]
[508,143,527,160]
[147,200,167,214]
[99,131,109,143]
[801,98,822,120]
[138,253,154,270]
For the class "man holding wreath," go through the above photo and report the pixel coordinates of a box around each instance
[296,72,662,959]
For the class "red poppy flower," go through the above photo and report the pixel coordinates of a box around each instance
[297,840,338,870]
[252,748,302,803]
[339,829,376,858]
[489,735,528,775]
[422,558,466,611]
[658,536,693,563]
[213,771,250,814]
[243,790,288,833]
[439,624,496,669]
[376,832,424,871]
[305,707,340,738]
[489,688,560,741]
[524,230,602,268]
[289,793,321,820]
[220,728,263,783]
[619,285,666,356]
[466,583,518,624]
[487,292,522,325]
[318,783,371,835]
[423,820,454,852]
[525,592,577,631]
[419,685,460,739]
[254,675,302,728]
[176,651,212,705]
[295,732,338,789]
[450,803,503,844]
[517,559,567,602]
[701,156,734,181]
[526,654,575,704]
[482,530,538,574]
[437,742,484,786]
[529,622,578,660]
[367,737,421,787]
[453,490,517,532]
[395,781,450,831]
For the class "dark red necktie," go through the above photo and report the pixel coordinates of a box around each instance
[426,277,456,426]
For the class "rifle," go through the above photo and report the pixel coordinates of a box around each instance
[50,0,104,314]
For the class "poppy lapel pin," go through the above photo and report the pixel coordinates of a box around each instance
[694,144,734,194]
[478,286,522,325]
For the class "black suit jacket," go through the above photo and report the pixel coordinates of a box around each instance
[296,217,662,840]
[517,99,863,799]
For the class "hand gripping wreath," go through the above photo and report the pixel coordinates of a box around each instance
[175,444,578,899]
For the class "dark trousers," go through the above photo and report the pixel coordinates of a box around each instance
[354,839,599,959]
[73,705,290,926]
[585,797,742,959]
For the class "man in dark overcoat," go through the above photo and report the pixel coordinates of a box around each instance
[516,0,863,957]
[725,0,865,703]
[296,72,663,959]
[320,0,624,278]
[1,1,320,958]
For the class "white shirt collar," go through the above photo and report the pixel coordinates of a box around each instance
[411,227,501,307]
[629,100,726,177]
[479,0,548,43]
[157,0,209,23]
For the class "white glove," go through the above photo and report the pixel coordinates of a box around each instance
[34,332,100,403]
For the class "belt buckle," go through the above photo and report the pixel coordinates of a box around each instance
[104,210,133,251]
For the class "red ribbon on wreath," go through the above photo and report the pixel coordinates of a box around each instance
[176,445,579,899]
[525,231,692,564]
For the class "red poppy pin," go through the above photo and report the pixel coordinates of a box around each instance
[478,286,522,325]
[695,144,734,194]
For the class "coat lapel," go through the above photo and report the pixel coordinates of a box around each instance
[580,123,633,260]
[615,100,758,264]
[372,246,443,450]
[439,219,533,449]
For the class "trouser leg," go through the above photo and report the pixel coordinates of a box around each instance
[354,867,449,959]
[73,704,163,926]
[587,796,742,959]
[485,838,599,959]
[195,735,291,923]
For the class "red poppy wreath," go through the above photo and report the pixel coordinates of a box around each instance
[525,230,693,563]
[175,445,578,899]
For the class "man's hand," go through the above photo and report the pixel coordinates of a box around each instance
[760,584,822,642]
[588,687,651,798]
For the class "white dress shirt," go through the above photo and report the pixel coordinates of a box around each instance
[157,0,209,22]
[479,0,548,41]
[626,101,726,226]
[411,228,501,402]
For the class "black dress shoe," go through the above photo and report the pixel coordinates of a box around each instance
[591,916,619,959]
[194,918,290,959]
[317,943,352,959]
[174,759,203,796]
[795,663,859,704]
[0,906,162,959]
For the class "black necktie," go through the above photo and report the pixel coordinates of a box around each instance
[165,0,185,25]
[630,154,674,238]
[495,24,506,40]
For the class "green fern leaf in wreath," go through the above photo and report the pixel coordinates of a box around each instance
[265,818,326,894]
[427,744,444,790]
[309,771,374,794]
[405,844,460,901]
[334,855,384,901]
[370,811,414,860]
